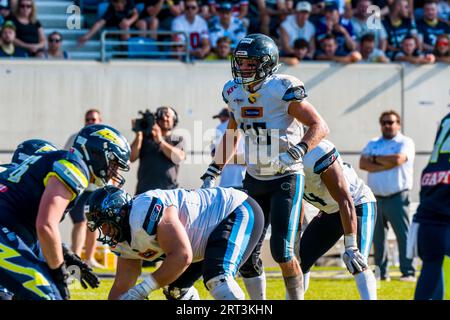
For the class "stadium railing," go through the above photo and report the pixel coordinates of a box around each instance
[100,30,191,62]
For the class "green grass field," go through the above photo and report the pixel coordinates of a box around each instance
[70,266,417,300]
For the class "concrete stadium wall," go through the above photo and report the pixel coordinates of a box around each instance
[0,60,449,247]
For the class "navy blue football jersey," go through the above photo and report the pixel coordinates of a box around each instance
[415,113,450,224]
[416,19,450,47]
[0,151,90,234]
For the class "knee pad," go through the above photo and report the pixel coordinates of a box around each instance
[163,286,200,300]
[239,257,263,278]
[205,275,245,300]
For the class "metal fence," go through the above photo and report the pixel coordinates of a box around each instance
[100,30,191,62]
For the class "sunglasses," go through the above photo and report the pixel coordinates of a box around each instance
[381,120,398,126]
[20,4,32,8]
[49,38,61,43]
[186,6,198,10]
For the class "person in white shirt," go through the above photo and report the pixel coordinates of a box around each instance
[171,0,210,59]
[359,110,416,282]
[208,2,247,49]
[279,1,316,58]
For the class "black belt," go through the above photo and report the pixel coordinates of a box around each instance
[375,189,409,199]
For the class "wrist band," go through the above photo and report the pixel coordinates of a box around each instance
[141,274,160,294]
[344,234,357,249]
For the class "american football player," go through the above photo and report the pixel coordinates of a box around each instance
[0,124,130,300]
[299,139,377,300]
[86,186,264,300]
[408,113,450,300]
[200,33,329,299]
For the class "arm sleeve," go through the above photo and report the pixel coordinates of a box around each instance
[142,197,165,236]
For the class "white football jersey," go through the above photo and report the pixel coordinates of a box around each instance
[111,187,248,262]
[171,15,209,50]
[222,74,308,180]
[303,140,376,213]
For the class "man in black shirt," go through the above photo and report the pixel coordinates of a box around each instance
[0,20,28,58]
[130,106,185,194]
[417,0,450,52]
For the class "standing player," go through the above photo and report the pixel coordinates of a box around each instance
[200,33,329,299]
[86,186,264,300]
[0,124,130,300]
[408,113,450,300]
[299,139,377,300]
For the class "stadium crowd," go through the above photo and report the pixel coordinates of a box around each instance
[0,0,448,63]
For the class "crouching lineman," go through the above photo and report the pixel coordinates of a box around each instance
[408,112,450,300]
[299,139,378,300]
[0,125,131,300]
[86,186,264,300]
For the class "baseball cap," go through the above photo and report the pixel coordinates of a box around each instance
[295,1,312,12]
[212,108,230,119]
[218,2,232,11]
[324,1,339,11]
[1,20,16,32]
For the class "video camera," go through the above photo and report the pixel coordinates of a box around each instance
[132,109,155,137]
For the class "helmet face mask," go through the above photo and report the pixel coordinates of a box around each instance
[72,125,131,187]
[232,34,279,88]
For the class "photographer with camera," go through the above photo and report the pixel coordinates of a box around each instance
[130,106,185,195]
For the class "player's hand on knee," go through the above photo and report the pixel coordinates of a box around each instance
[200,163,221,188]
[49,262,71,300]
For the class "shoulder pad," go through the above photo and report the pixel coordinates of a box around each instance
[142,197,165,236]
[282,85,308,102]
[51,151,89,196]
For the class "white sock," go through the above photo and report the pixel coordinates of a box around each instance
[304,272,310,293]
[354,269,377,300]
[242,272,266,300]
[283,274,304,300]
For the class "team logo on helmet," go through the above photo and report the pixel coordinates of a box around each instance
[91,128,127,149]
[36,145,57,153]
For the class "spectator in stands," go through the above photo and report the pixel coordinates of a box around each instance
[208,2,246,50]
[279,1,316,58]
[205,35,232,59]
[359,33,390,62]
[130,106,185,194]
[252,0,292,36]
[437,0,449,21]
[147,0,183,33]
[171,0,210,59]
[0,1,10,26]
[433,33,450,63]
[382,0,419,59]
[40,31,68,59]
[135,0,162,40]
[315,33,362,62]
[315,1,356,54]
[78,0,139,46]
[280,37,312,65]
[8,0,45,56]
[351,0,388,51]
[417,0,450,52]
[309,0,326,25]
[394,35,436,63]
[64,109,105,268]
[209,0,249,23]
[360,110,416,282]
[171,33,189,61]
[0,20,27,57]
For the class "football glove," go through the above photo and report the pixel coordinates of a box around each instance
[62,243,100,289]
[119,274,159,300]
[342,234,368,275]
[163,286,200,300]
[270,143,307,174]
[406,221,419,259]
[200,163,222,188]
[49,262,70,300]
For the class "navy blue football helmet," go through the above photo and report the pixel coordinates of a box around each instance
[71,124,131,187]
[232,34,279,86]
[11,139,58,165]
[86,186,132,246]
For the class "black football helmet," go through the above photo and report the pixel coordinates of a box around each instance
[11,139,58,165]
[231,33,279,86]
[86,186,132,246]
[71,124,131,187]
